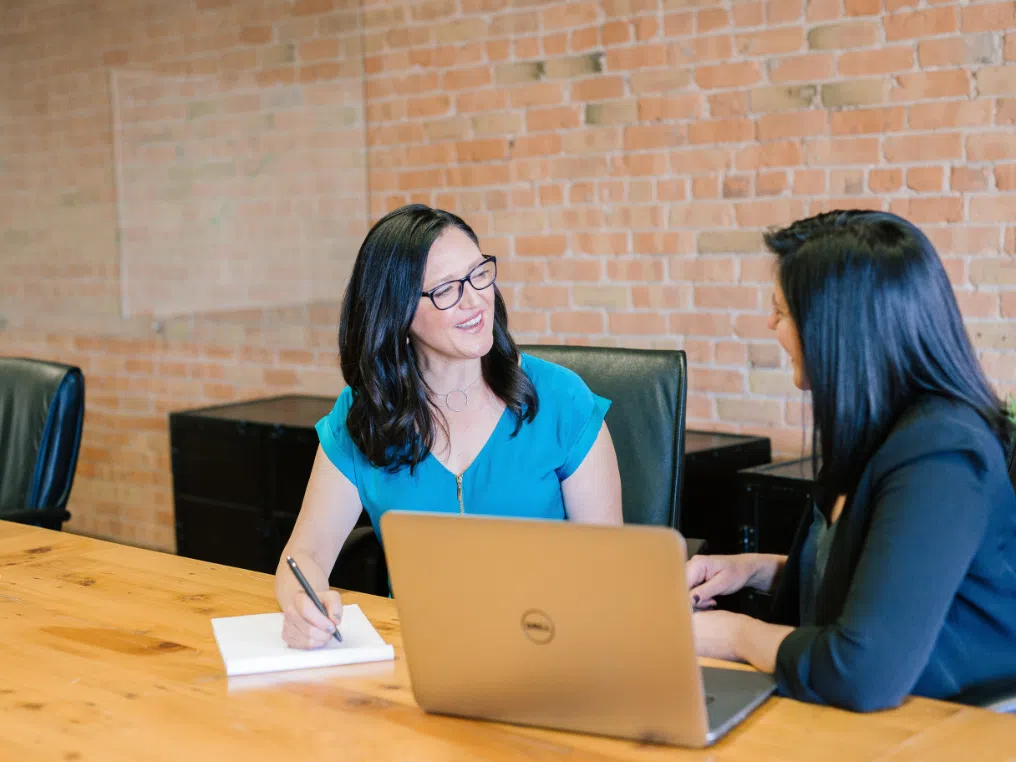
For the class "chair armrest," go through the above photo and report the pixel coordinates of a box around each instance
[0,508,71,527]
[685,537,707,558]
[954,678,1016,714]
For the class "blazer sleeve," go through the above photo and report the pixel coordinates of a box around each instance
[774,446,994,712]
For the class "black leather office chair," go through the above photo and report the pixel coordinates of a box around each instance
[521,345,689,529]
[0,357,85,530]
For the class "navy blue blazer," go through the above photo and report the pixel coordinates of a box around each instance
[771,395,1016,711]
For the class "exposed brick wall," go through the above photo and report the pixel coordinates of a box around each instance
[2,0,1016,550]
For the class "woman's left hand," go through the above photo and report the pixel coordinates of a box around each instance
[692,610,745,662]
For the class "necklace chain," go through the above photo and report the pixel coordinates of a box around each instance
[435,372,482,413]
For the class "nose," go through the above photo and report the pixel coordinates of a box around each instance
[457,279,484,310]
[766,312,777,331]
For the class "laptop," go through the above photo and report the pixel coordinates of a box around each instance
[380,512,776,748]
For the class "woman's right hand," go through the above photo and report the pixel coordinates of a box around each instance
[281,589,344,649]
[685,554,760,609]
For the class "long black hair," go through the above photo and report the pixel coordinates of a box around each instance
[764,210,1012,510]
[338,204,538,472]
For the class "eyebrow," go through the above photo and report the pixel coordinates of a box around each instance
[426,256,487,290]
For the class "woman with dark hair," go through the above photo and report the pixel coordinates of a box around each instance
[687,210,1016,711]
[276,204,622,648]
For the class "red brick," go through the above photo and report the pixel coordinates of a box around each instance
[670,312,735,339]
[889,196,965,223]
[698,8,732,33]
[1008,34,1016,62]
[996,165,1016,191]
[693,175,721,199]
[689,118,755,145]
[909,100,993,130]
[510,83,568,108]
[769,53,836,84]
[758,111,828,141]
[884,133,963,163]
[893,70,971,102]
[961,1,1016,33]
[526,106,583,131]
[837,46,914,76]
[709,92,750,117]
[572,76,625,101]
[918,35,996,67]
[951,166,990,193]
[607,259,666,281]
[671,257,738,282]
[551,311,605,334]
[292,0,335,16]
[541,1,600,31]
[884,6,958,40]
[663,11,695,36]
[723,175,752,198]
[443,66,492,90]
[600,20,631,46]
[735,27,806,56]
[976,66,1016,96]
[734,141,804,170]
[906,167,944,193]
[624,124,686,151]
[806,137,880,165]
[630,69,692,93]
[794,169,828,194]
[1001,99,1016,125]
[607,44,668,70]
[808,21,880,49]
[694,61,762,89]
[609,313,669,335]
[735,199,809,227]
[632,285,693,309]
[844,0,880,15]
[968,133,1016,162]
[632,232,691,256]
[830,169,866,195]
[637,95,701,121]
[830,107,906,135]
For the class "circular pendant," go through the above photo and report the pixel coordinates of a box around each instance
[445,389,467,412]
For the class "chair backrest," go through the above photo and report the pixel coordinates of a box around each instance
[520,345,687,528]
[0,357,85,527]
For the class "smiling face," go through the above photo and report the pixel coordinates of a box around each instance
[767,280,809,391]
[409,227,496,364]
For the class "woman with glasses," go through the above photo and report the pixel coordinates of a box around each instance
[276,204,623,648]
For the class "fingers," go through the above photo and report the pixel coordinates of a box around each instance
[295,591,336,632]
[321,590,344,627]
[282,615,332,649]
[689,569,734,606]
[280,591,339,650]
[685,555,710,590]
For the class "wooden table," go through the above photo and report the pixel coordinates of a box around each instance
[1,522,1013,761]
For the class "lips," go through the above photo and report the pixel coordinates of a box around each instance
[455,311,483,329]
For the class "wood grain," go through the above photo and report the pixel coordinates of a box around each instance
[1,521,1013,761]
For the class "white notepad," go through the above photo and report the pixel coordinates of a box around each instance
[211,604,395,677]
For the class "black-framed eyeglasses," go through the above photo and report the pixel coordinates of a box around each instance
[420,256,497,311]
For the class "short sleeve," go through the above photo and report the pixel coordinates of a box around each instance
[314,387,359,486]
[551,369,611,481]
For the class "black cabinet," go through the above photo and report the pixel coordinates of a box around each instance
[171,395,339,575]
[737,456,816,555]
[679,431,772,554]
[731,456,817,618]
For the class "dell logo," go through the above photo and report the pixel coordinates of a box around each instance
[520,609,555,645]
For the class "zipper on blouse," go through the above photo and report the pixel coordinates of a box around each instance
[456,473,465,514]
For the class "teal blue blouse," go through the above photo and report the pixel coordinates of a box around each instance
[315,354,610,542]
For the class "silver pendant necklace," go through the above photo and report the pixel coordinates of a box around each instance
[437,373,482,413]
